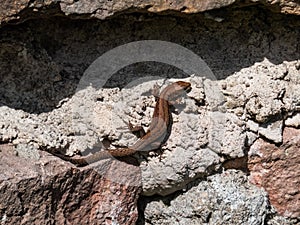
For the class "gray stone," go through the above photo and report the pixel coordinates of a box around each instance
[203,79,226,112]
[144,170,270,225]
[207,112,246,158]
[285,113,300,127]
[258,119,283,143]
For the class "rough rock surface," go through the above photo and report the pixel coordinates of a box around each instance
[0,144,141,224]
[0,2,299,225]
[248,127,300,218]
[0,0,300,26]
[141,170,270,225]
[222,58,300,144]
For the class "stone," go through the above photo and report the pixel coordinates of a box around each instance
[223,59,299,125]
[0,148,141,224]
[203,79,226,111]
[142,170,269,225]
[285,113,300,127]
[248,127,300,218]
[0,3,299,224]
[1,0,300,25]
[207,112,246,158]
[258,119,283,143]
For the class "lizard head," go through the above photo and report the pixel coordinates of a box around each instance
[161,81,192,102]
[174,81,192,93]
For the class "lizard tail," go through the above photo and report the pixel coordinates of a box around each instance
[52,148,136,166]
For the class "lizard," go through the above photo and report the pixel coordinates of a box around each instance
[50,81,192,166]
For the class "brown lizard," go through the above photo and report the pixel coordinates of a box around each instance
[51,81,191,166]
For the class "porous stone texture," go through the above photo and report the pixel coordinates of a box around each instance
[0,3,299,225]
[141,170,270,225]
[248,127,300,218]
[222,58,300,144]
[0,0,300,26]
[0,145,141,224]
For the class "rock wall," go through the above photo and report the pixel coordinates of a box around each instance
[0,1,299,224]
